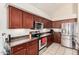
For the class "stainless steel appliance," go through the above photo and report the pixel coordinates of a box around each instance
[73,23,79,50]
[39,37,47,54]
[34,22,43,29]
[61,23,75,48]
[61,23,79,50]
[29,31,47,54]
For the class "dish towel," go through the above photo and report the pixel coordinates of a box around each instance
[41,37,47,45]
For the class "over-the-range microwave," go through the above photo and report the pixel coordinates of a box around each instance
[34,21,44,29]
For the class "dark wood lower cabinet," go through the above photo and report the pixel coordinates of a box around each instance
[53,32,61,43]
[27,45,38,55]
[27,39,39,55]
[11,34,54,55]
[11,39,38,55]
[47,35,53,47]
[12,49,26,55]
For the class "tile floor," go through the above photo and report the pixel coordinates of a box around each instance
[41,43,77,55]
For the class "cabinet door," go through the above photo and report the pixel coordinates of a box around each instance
[57,32,61,43]
[23,11,33,28]
[47,20,52,28]
[42,19,46,28]
[27,45,38,55]
[52,21,61,28]
[53,32,58,43]
[12,49,26,55]
[53,32,61,43]
[46,20,49,28]
[27,40,38,55]
[11,42,28,55]
[49,21,52,28]
[9,6,22,28]
[47,35,53,47]
[42,19,48,28]
[43,19,52,28]
[33,15,41,22]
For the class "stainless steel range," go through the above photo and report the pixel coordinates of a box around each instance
[29,31,47,54]
[39,37,47,54]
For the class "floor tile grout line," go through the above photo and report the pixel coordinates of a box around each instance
[41,43,77,55]
[72,49,73,55]
[56,45,65,55]
[63,46,66,55]
[61,45,65,55]
[55,44,61,55]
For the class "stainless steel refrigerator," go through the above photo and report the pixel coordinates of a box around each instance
[73,23,79,50]
[61,23,75,48]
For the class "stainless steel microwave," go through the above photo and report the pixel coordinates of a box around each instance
[34,22,43,29]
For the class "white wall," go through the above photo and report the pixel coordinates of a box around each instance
[0,3,8,30]
[52,3,77,21]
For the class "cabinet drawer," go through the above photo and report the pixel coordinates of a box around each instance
[27,44,38,55]
[11,43,25,53]
[28,40,38,45]
[12,49,26,55]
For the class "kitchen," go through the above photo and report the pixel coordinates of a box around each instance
[0,3,79,55]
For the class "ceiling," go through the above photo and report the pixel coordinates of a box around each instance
[30,3,66,17]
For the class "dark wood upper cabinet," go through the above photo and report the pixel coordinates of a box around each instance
[9,6,53,29]
[9,6,22,28]
[23,11,33,28]
[47,20,52,28]
[52,18,77,28]
[50,21,52,28]
[45,20,49,28]
[42,19,52,28]
[33,15,53,28]
[42,19,47,28]
[52,21,61,28]
[61,18,77,23]
[33,15,42,22]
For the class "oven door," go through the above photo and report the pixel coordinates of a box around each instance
[39,37,47,50]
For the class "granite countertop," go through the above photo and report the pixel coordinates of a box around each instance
[10,38,37,47]
[10,32,51,47]
[40,33,51,37]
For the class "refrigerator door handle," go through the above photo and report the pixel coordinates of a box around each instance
[61,29,63,34]
[64,29,66,35]
[62,29,66,35]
